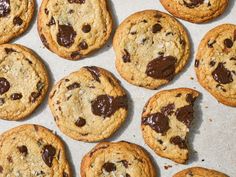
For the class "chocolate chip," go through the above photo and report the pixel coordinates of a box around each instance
[79,40,88,50]
[4,48,16,54]
[68,9,74,14]
[68,0,85,4]
[71,51,81,59]
[42,145,56,167]
[195,60,199,67]
[170,136,187,149]
[126,174,131,177]
[161,103,175,116]
[29,92,40,103]
[145,56,177,80]
[17,145,28,156]
[0,98,4,106]
[102,162,116,172]
[183,0,204,8]
[142,112,170,134]
[224,38,233,48]
[122,49,131,63]
[207,40,216,48]
[82,24,91,33]
[176,93,182,97]
[209,61,216,67]
[130,31,137,35]
[186,94,196,104]
[234,30,236,41]
[47,16,55,26]
[212,62,233,84]
[57,24,77,48]
[67,82,80,90]
[119,160,128,168]
[0,165,2,173]
[0,77,10,95]
[7,156,12,163]
[13,17,23,26]
[44,8,49,15]
[84,66,101,82]
[63,172,69,177]
[91,95,128,118]
[0,0,10,17]
[152,23,162,33]
[75,117,86,127]
[40,34,49,49]
[26,58,33,64]
[176,105,194,128]
[11,93,22,100]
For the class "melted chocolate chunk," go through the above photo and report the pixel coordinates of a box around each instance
[145,56,177,80]
[0,0,10,17]
[194,60,199,67]
[186,94,196,104]
[152,23,162,33]
[71,51,81,58]
[170,136,187,149]
[119,160,128,168]
[91,95,128,118]
[122,49,131,63]
[183,0,204,8]
[17,145,28,156]
[161,103,175,116]
[212,62,233,84]
[5,48,16,54]
[47,16,55,26]
[67,82,80,90]
[68,0,85,3]
[0,77,10,95]
[75,117,86,127]
[175,105,194,127]
[11,93,22,100]
[13,17,23,26]
[224,38,233,48]
[209,61,216,67]
[29,92,41,103]
[142,112,170,134]
[82,24,91,33]
[40,34,49,49]
[79,40,88,50]
[0,165,2,173]
[102,162,116,172]
[84,66,101,82]
[57,24,77,48]
[42,145,56,167]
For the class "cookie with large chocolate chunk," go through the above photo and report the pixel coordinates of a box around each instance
[0,44,49,120]
[38,0,112,60]
[173,167,228,177]
[113,10,190,89]
[49,66,128,142]
[0,124,72,176]
[81,141,156,177]
[195,24,236,106]
[0,0,35,44]
[160,0,228,23]
[141,88,199,163]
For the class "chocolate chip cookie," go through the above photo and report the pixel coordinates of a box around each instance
[38,0,113,60]
[0,0,35,44]
[0,44,49,120]
[173,167,228,177]
[113,10,190,89]
[81,141,156,177]
[160,0,228,23]
[195,24,236,106]
[49,66,128,142]
[141,88,199,164]
[0,124,72,176]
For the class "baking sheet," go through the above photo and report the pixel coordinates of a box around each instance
[1,0,236,176]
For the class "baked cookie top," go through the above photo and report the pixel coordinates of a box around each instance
[160,0,228,23]
[81,141,156,177]
[0,0,35,44]
[49,66,128,142]
[38,0,112,60]
[195,24,236,106]
[141,88,199,164]
[0,44,49,120]
[0,124,72,177]
[173,167,229,177]
[113,10,190,89]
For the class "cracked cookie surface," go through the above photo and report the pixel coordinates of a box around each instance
[38,0,112,60]
[0,0,35,44]
[81,141,156,177]
[160,0,228,23]
[0,124,72,177]
[195,24,236,106]
[49,66,128,142]
[0,44,49,120]
[141,88,199,164]
[113,10,190,89]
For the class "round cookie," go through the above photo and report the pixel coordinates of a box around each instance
[160,0,228,23]
[173,167,228,177]
[38,0,113,60]
[113,10,190,89]
[0,0,35,44]
[195,24,236,107]
[0,124,72,176]
[0,44,49,120]
[141,88,199,164]
[81,141,156,177]
[49,66,128,142]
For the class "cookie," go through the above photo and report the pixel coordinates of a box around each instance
[173,167,228,177]
[81,141,156,177]
[141,88,199,164]
[38,0,113,60]
[113,10,190,89]
[0,44,49,120]
[160,0,228,23]
[195,24,236,107]
[0,0,35,44]
[49,66,128,142]
[0,124,72,176]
